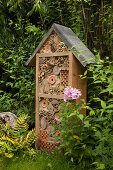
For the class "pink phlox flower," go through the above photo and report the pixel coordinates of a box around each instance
[64,86,82,102]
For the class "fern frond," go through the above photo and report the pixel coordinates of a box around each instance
[14,115,29,131]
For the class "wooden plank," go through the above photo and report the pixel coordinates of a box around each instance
[39,93,64,99]
[35,55,39,137]
[72,53,78,88]
[69,52,73,86]
[36,52,69,57]
[72,53,87,115]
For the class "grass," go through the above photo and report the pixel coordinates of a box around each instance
[0,150,75,170]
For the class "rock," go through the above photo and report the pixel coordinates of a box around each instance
[0,112,17,128]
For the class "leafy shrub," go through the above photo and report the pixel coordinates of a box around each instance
[53,56,113,170]
[86,56,113,169]
[0,20,45,126]
[53,99,95,170]
[0,115,35,158]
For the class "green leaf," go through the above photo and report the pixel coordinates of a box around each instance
[95,131,102,139]
[96,164,105,169]
[106,104,113,109]
[71,157,74,162]
[47,163,52,168]
[84,70,87,76]
[1,125,7,131]
[78,114,84,120]
[8,129,14,133]
[84,120,91,128]
[69,112,77,117]
[101,100,106,110]
[89,110,95,115]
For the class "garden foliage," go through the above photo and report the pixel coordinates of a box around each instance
[0,0,113,126]
[0,19,45,126]
[54,56,113,170]
[0,115,35,158]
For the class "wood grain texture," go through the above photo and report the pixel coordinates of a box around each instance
[72,53,87,114]
[69,52,73,86]
[35,55,39,137]
[39,93,64,99]
[36,52,69,57]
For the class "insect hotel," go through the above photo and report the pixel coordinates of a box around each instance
[26,23,95,151]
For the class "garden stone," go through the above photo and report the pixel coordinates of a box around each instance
[0,112,17,128]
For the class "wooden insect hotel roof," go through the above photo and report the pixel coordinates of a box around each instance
[26,23,95,67]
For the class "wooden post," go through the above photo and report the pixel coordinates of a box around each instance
[71,53,87,114]
[69,52,73,86]
[35,55,39,139]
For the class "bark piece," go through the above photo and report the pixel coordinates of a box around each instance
[53,66,60,75]
[47,103,54,114]
[40,117,47,130]
[43,83,50,93]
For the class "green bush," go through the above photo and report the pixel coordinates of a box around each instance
[53,99,95,170]
[87,56,113,169]
[0,20,45,126]
[53,56,113,170]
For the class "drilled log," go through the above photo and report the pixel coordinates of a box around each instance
[40,117,47,130]
[53,66,60,75]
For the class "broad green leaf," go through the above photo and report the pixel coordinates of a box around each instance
[101,100,106,110]
[78,114,84,120]
[106,104,113,109]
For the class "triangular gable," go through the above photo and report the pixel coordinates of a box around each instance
[26,23,95,67]
[39,31,69,54]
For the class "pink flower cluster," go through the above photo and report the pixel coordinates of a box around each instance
[64,86,82,102]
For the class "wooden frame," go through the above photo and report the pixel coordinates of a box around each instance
[69,52,73,86]
[35,55,39,137]
[36,52,70,58]
[35,52,71,137]
[39,94,64,99]
[35,51,87,138]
